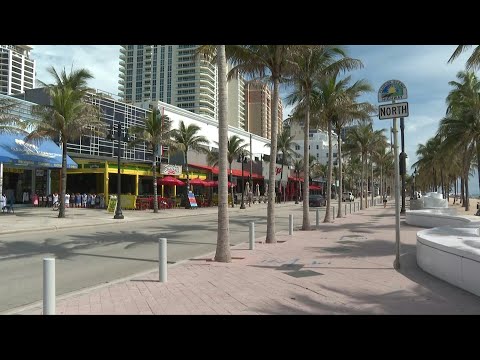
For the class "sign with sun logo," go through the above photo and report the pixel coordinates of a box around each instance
[378,80,408,102]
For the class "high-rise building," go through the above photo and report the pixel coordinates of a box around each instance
[0,45,36,95]
[118,45,218,120]
[227,63,246,129]
[244,80,283,140]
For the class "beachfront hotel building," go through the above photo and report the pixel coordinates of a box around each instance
[244,80,283,140]
[0,45,36,96]
[227,63,246,129]
[118,45,219,120]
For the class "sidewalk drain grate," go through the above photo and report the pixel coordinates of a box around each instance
[277,264,304,271]
[284,270,323,278]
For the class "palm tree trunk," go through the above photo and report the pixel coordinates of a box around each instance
[465,173,470,211]
[214,45,231,262]
[324,120,333,223]
[360,153,365,210]
[185,151,190,209]
[279,157,284,203]
[440,168,444,198]
[477,146,480,199]
[229,163,234,208]
[58,139,67,218]
[302,98,311,230]
[266,77,279,242]
[337,133,343,218]
[371,157,374,206]
[153,148,158,213]
[461,176,465,207]
[380,165,383,199]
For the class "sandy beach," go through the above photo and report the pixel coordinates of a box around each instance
[447,196,480,216]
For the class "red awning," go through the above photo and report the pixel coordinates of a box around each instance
[190,164,263,179]
[288,176,304,182]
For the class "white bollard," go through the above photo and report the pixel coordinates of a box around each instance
[249,222,255,250]
[316,208,320,229]
[289,214,293,235]
[43,258,55,315]
[159,238,167,283]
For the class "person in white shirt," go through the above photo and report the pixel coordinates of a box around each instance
[53,193,59,205]
[0,194,6,211]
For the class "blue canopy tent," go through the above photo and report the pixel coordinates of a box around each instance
[0,133,78,200]
[0,133,78,168]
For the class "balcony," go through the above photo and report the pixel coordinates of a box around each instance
[119,79,125,85]
[119,54,126,61]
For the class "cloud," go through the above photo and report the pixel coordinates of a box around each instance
[32,45,119,95]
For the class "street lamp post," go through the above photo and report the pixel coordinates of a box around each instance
[413,167,418,197]
[239,151,246,209]
[107,122,129,219]
[400,117,407,214]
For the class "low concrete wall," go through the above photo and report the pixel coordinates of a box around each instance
[417,225,480,297]
[405,209,469,228]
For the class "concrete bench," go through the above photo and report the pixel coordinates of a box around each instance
[406,209,472,228]
[417,224,480,297]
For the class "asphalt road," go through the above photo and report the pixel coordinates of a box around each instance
[0,202,357,313]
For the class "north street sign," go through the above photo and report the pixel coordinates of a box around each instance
[378,102,409,120]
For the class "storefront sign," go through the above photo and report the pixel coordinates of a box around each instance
[160,164,182,176]
[188,191,198,208]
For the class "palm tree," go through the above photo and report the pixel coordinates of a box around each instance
[207,135,248,208]
[345,121,384,210]
[196,45,232,262]
[329,76,375,218]
[26,66,104,218]
[214,45,230,262]
[227,45,292,243]
[0,98,26,134]
[265,128,297,202]
[171,121,210,209]
[448,46,480,71]
[128,110,175,213]
[287,46,363,227]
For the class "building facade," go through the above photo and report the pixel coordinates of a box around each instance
[227,64,246,129]
[0,45,36,96]
[118,45,218,120]
[0,93,77,203]
[290,119,338,166]
[244,80,283,140]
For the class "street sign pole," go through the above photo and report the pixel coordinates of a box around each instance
[393,101,401,270]
[378,80,407,271]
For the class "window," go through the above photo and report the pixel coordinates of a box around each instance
[316,145,319,149]
[295,145,300,150]
[333,153,337,158]
[308,145,310,150]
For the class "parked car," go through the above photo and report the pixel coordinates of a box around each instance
[342,192,354,202]
[309,194,326,207]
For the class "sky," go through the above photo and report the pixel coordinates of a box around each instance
[31,45,475,190]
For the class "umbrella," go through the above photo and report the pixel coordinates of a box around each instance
[189,177,207,186]
[158,176,185,186]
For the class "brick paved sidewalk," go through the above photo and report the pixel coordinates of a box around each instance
[13,202,480,315]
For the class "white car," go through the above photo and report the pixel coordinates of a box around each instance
[342,192,354,202]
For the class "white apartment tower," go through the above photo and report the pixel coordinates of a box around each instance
[0,45,36,95]
[118,45,218,120]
